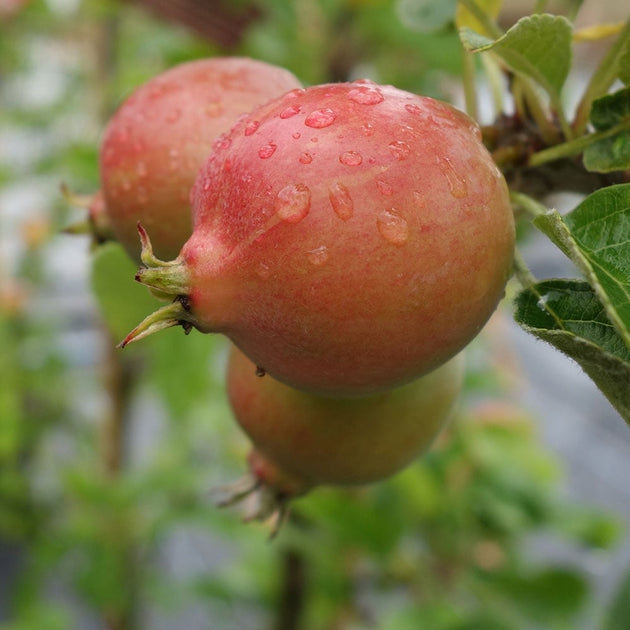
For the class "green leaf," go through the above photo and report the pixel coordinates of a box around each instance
[533,184,630,349]
[590,87,630,130]
[583,88,630,172]
[514,279,630,422]
[604,566,630,630]
[481,567,588,623]
[556,506,622,549]
[0,603,71,630]
[459,14,573,102]
[147,325,227,417]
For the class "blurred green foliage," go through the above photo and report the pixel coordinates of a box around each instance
[0,1,628,629]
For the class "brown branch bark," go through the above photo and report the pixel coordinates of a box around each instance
[274,548,307,630]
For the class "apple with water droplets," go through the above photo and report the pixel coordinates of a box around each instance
[122,80,514,396]
[96,57,301,261]
[220,345,464,525]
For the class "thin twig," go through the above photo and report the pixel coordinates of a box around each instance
[273,548,307,630]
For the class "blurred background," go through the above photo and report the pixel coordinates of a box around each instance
[1,1,630,629]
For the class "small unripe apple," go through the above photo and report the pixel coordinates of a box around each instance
[219,345,464,527]
[228,345,464,490]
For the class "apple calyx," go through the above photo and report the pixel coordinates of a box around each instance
[213,473,291,539]
[118,223,194,348]
[213,449,315,538]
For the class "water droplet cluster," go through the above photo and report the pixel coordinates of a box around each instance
[204,78,495,270]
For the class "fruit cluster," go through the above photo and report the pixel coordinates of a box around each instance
[70,56,515,531]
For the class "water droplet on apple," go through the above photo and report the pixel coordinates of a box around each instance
[275,184,311,223]
[305,108,337,128]
[376,179,393,196]
[347,85,384,105]
[292,132,301,140]
[284,88,306,99]
[438,157,468,199]
[432,104,458,128]
[299,153,313,164]
[470,123,482,141]
[377,209,409,245]
[362,123,375,136]
[307,245,329,266]
[405,103,422,115]
[413,191,426,207]
[215,137,232,151]
[339,151,363,166]
[244,120,260,136]
[280,104,301,119]
[328,182,354,220]
[259,143,277,159]
[388,140,411,160]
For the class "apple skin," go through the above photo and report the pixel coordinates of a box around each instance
[99,57,301,261]
[226,345,464,493]
[180,82,514,396]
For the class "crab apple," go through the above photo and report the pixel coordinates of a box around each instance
[221,345,464,524]
[122,80,514,396]
[97,57,301,261]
